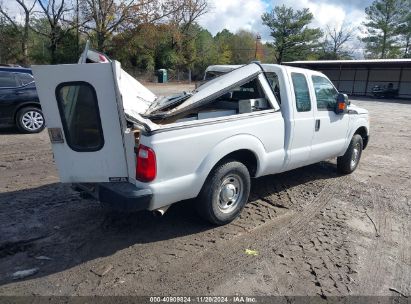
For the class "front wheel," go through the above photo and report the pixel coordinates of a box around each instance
[16,107,45,133]
[337,134,363,174]
[197,160,251,225]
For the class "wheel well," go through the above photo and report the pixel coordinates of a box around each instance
[217,149,258,177]
[355,127,369,149]
[14,103,41,122]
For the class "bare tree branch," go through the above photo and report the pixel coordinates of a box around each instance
[0,0,37,64]
[35,0,76,63]
[323,21,356,59]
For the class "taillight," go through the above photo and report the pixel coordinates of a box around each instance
[136,145,156,182]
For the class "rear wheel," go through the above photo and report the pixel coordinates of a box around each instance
[16,107,45,133]
[197,160,251,225]
[337,134,363,174]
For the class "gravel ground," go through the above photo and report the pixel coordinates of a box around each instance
[0,85,410,297]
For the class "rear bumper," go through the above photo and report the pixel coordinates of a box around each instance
[99,183,152,211]
[74,182,152,212]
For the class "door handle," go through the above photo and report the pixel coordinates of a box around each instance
[315,119,321,132]
[15,91,24,95]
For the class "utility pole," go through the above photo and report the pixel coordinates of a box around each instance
[255,33,261,60]
[76,0,80,55]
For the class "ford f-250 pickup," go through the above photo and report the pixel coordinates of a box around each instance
[33,60,369,225]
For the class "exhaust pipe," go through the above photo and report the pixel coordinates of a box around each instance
[153,205,170,217]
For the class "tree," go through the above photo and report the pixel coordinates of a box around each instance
[80,0,145,51]
[0,0,37,64]
[80,0,189,51]
[0,16,22,63]
[192,28,217,78]
[167,0,208,80]
[399,8,411,58]
[34,0,74,63]
[231,30,256,64]
[321,22,355,59]
[261,5,323,63]
[362,0,409,59]
[30,17,79,64]
[214,29,234,64]
[167,0,207,33]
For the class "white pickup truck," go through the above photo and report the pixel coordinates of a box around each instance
[33,61,369,225]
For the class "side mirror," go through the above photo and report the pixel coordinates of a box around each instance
[335,93,349,114]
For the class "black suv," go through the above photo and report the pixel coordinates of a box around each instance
[0,67,44,133]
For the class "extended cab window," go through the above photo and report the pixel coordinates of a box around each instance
[291,73,311,112]
[266,72,281,104]
[0,72,17,88]
[312,76,338,111]
[230,78,263,100]
[56,82,104,152]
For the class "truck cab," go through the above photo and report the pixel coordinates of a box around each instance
[33,61,369,225]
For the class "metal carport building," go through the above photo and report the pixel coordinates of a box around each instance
[284,59,411,99]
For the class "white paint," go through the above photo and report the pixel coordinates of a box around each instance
[32,63,129,183]
[34,61,369,214]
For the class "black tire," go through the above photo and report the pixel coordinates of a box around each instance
[337,134,363,174]
[16,106,45,133]
[197,160,251,225]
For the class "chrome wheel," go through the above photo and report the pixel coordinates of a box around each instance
[350,142,361,169]
[218,174,244,214]
[21,110,44,131]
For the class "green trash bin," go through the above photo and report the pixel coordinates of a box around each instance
[157,69,168,83]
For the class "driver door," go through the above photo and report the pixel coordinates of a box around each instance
[309,75,349,163]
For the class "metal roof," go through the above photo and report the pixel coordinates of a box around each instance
[284,59,411,68]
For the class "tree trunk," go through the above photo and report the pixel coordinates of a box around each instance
[404,36,410,58]
[21,13,29,65]
[277,48,283,64]
[50,31,58,64]
[381,30,387,59]
[97,32,105,51]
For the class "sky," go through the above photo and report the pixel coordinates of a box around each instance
[4,0,375,57]
[198,0,374,40]
[4,0,374,37]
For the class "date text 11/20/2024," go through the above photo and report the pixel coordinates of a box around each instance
[149,296,257,303]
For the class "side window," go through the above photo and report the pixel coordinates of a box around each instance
[312,76,338,111]
[18,73,34,86]
[56,82,104,152]
[291,73,311,112]
[266,72,281,104]
[0,72,18,88]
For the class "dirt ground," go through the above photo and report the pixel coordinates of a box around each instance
[0,84,410,298]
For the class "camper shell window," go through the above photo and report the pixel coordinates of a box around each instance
[55,82,104,152]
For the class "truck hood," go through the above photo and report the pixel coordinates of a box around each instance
[348,104,368,115]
